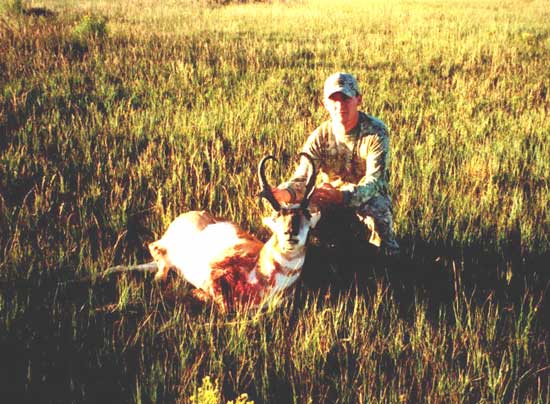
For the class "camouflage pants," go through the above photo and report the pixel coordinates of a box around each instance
[309,194,400,256]
[356,194,400,255]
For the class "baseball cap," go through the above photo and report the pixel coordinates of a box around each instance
[323,72,360,99]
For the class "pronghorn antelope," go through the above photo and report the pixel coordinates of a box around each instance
[148,154,320,311]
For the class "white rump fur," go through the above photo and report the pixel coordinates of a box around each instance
[157,221,244,288]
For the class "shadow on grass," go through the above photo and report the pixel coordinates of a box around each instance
[301,225,549,329]
[1,233,548,403]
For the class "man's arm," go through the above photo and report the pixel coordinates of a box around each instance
[275,152,346,208]
[275,131,323,203]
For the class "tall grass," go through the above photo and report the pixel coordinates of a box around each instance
[1,265,547,402]
[1,0,549,278]
[1,0,549,402]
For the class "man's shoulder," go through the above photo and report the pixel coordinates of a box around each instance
[359,112,389,137]
[301,120,333,155]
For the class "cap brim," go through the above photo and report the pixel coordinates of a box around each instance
[324,86,356,98]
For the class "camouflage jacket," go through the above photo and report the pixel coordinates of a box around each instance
[280,111,391,208]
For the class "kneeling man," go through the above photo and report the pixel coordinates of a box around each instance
[272,72,400,258]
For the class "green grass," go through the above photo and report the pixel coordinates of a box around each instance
[1,268,547,403]
[1,0,549,402]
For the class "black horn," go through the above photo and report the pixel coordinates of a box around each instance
[299,152,317,209]
[258,155,281,211]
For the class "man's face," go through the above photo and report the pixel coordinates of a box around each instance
[323,92,362,132]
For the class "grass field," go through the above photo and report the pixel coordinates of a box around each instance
[1,0,549,402]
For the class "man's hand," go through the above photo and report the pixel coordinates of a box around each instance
[271,187,293,203]
[311,183,344,207]
[271,184,344,206]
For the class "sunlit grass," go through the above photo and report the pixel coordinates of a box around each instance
[2,0,549,270]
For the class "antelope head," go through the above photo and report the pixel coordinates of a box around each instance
[258,153,321,254]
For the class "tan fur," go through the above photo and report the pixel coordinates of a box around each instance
[183,210,218,229]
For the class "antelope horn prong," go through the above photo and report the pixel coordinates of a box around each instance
[258,155,281,211]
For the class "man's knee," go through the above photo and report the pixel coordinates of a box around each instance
[356,195,399,253]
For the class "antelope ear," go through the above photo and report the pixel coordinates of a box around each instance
[262,216,276,231]
[309,211,321,228]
